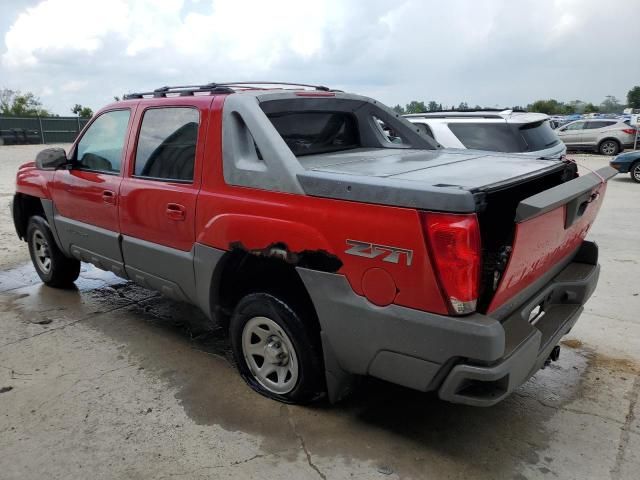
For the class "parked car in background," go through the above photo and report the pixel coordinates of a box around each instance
[610,150,640,182]
[404,110,566,158]
[555,119,637,155]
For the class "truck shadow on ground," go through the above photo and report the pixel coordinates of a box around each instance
[0,265,604,479]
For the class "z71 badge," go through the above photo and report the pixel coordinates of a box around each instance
[344,240,413,266]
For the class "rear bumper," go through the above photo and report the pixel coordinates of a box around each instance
[298,240,600,406]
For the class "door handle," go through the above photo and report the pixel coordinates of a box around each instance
[102,190,116,205]
[166,203,186,221]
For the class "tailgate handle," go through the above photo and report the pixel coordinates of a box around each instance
[566,190,599,229]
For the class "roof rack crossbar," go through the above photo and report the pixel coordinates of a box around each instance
[123,81,332,100]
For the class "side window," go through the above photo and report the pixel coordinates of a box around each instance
[586,120,616,129]
[76,109,130,173]
[134,108,199,182]
[373,116,407,144]
[565,121,585,131]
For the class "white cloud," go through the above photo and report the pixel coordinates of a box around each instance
[60,80,87,92]
[1,0,639,114]
[3,0,129,67]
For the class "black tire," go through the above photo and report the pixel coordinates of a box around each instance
[229,292,325,404]
[631,162,640,183]
[598,139,620,156]
[27,216,80,288]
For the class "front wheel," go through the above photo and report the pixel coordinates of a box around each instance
[27,216,80,288]
[631,162,640,183]
[598,140,620,156]
[229,292,325,404]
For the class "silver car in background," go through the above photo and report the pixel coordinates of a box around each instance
[404,110,566,159]
[555,119,637,155]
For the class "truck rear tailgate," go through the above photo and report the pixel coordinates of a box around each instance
[486,166,616,315]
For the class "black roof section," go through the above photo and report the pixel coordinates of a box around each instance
[123,81,334,100]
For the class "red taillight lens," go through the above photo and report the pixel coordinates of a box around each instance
[622,128,637,135]
[421,212,481,315]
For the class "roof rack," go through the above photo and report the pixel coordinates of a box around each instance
[403,108,527,117]
[123,81,333,100]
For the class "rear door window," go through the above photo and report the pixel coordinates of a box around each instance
[134,107,199,182]
[448,123,522,152]
[267,112,360,156]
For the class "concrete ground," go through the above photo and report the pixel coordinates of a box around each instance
[1,144,639,480]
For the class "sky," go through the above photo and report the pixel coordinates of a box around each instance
[1,0,639,115]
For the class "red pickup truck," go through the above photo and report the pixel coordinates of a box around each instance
[12,82,614,406]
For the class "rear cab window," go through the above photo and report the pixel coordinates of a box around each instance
[266,111,360,156]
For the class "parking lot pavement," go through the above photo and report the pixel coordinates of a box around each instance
[1,145,639,479]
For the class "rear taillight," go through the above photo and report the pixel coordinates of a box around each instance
[421,212,481,315]
[622,128,637,135]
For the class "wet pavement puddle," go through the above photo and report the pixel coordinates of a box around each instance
[1,263,639,479]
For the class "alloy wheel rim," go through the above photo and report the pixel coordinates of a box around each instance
[32,230,51,274]
[241,316,299,394]
[634,165,640,182]
[602,142,616,155]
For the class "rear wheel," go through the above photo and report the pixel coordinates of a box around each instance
[229,292,325,404]
[598,139,620,156]
[27,216,80,288]
[631,162,640,183]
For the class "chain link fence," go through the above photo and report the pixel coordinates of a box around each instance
[0,116,90,145]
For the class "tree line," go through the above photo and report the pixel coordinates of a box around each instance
[393,86,640,115]
[1,88,93,118]
[3,85,640,118]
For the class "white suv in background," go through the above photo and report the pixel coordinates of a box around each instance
[404,110,566,159]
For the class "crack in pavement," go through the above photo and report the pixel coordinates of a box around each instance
[0,287,160,351]
[156,453,267,480]
[513,392,626,426]
[33,364,136,412]
[610,373,640,480]
[285,406,327,480]
[0,301,133,350]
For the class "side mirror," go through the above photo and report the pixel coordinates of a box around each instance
[35,148,68,170]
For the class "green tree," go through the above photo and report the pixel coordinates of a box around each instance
[599,95,623,114]
[427,101,440,111]
[0,88,50,116]
[458,101,469,110]
[71,104,93,118]
[626,86,640,109]
[584,103,599,113]
[405,100,427,114]
[565,100,586,114]
[528,99,565,115]
[392,104,406,114]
